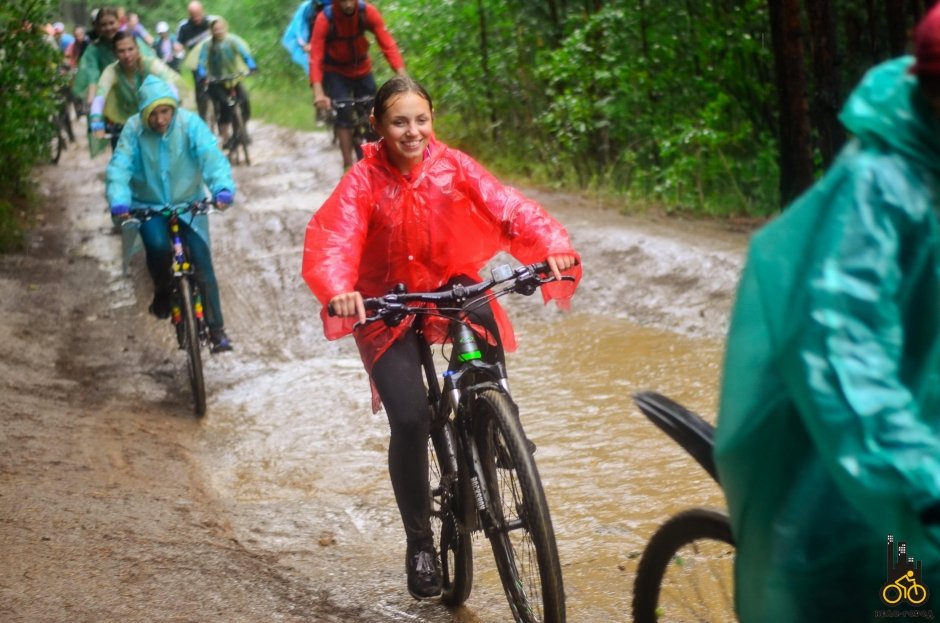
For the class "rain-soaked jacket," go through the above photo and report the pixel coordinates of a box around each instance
[715,56,940,622]
[92,57,186,126]
[72,35,154,100]
[281,0,312,75]
[106,75,234,242]
[302,139,581,410]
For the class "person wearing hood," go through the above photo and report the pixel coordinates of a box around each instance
[714,6,940,622]
[106,76,236,353]
[302,76,580,600]
[89,31,186,155]
[73,7,154,108]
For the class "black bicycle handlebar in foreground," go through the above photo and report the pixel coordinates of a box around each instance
[328,261,575,326]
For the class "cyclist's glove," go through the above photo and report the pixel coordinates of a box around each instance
[90,115,105,133]
[214,189,234,207]
[110,204,130,217]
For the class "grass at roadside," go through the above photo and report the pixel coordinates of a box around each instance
[250,77,320,133]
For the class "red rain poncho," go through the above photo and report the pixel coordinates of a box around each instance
[302,138,580,409]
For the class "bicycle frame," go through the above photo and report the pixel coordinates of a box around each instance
[330,96,377,161]
[124,200,216,415]
[419,313,512,533]
[344,262,571,620]
[125,201,213,345]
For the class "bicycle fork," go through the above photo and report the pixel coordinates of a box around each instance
[168,215,206,345]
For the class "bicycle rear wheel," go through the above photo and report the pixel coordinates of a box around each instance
[632,507,736,623]
[429,420,473,605]
[178,278,206,416]
[473,388,565,623]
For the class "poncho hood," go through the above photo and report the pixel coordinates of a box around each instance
[839,56,940,174]
[137,74,179,119]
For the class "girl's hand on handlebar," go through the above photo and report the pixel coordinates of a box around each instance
[546,253,579,280]
[329,291,366,324]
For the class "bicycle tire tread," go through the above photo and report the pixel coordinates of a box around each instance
[632,507,735,623]
[474,388,566,622]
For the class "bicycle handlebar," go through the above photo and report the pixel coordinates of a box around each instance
[205,73,251,85]
[128,199,217,219]
[327,261,576,325]
[331,96,375,110]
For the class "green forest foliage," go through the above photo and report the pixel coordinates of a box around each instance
[0,0,63,252]
[120,0,781,215]
[26,0,922,242]
[385,0,780,215]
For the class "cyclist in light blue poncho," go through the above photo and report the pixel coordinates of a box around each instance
[106,75,236,352]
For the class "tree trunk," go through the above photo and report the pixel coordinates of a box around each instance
[475,0,498,139]
[768,0,814,207]
[805,0,844,167]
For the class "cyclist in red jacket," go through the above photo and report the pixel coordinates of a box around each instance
[302,75,580,600]
[308,0,406,169]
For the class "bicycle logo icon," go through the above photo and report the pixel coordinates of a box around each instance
[882,570,929,606]
[881,535,930,607]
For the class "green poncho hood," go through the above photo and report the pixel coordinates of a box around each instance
[839,56,940,173]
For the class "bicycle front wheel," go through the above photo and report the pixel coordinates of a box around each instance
[231,102,250,166]
[429,420,473,605]
[50,121,65,164]
[632,507,736,623]
[473,388,565,623]
[178,278,206,416]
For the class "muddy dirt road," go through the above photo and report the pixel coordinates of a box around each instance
[0,122,751,622]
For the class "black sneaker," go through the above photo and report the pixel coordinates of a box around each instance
[209,328,233,353]
[149,291,171,319]
[406,544,442,600]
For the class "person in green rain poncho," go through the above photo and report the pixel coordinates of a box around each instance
[72,7,154,110]
[715,5,940,622]
[88,31,187,156]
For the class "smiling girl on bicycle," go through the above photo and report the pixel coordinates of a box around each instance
[302,75,580,600]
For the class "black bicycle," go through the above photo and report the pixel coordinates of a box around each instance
[331,96,378,162]
[207,73,251,166]
[630,391,736,623]
[49,89,72,165]
[126,200,219,416]
[345,263,570,622]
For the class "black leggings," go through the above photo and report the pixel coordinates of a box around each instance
[371,276,504,548]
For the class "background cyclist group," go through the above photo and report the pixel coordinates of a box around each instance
[49,2,254,352]
[42,1,940,620]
